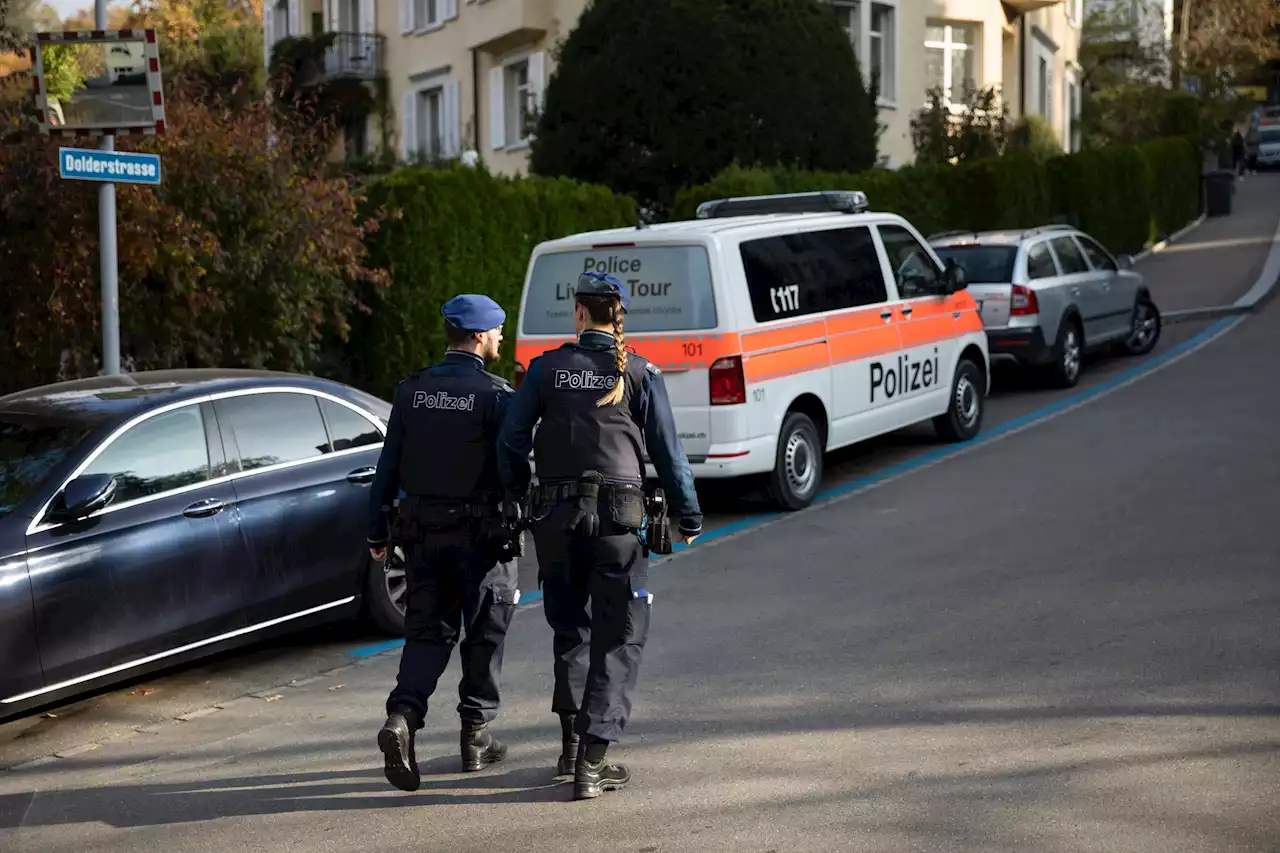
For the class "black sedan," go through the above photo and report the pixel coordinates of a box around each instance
[0,369,405,721]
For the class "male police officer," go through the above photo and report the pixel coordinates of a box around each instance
[368,294,521,792]
[497,272,702,800]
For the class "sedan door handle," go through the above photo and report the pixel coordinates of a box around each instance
[346,467,376,484]
[183,498,224,519]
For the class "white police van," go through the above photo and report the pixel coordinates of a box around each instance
[514,191,990,510]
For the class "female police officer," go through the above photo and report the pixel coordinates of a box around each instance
[498,271,703,800]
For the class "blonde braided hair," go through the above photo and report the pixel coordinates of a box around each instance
[596,299,627,407]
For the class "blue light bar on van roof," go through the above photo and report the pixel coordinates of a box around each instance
[694,190,869,219]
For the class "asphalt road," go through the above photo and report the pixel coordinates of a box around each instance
[61,84,153,127]
[2,279,1277,848]
[0,313,1224,769]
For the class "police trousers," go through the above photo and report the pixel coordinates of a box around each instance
[531,503,651,743]
[386,540,519,729]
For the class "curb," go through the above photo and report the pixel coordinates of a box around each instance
[1149,210,1280,323]
[1132,212,1208,264]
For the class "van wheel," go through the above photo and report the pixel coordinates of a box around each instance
[933,358,985,442]
[767,412,823,511]
[365,546,406,636]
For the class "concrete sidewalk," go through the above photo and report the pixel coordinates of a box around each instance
[1135,172,1280,315]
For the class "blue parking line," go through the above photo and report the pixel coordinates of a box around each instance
[348,315,1236,659]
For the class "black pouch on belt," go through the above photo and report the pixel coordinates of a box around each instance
[606,484,647,530]
[563,471,605,537]
[413,500,474,547]
[645,486,672,555]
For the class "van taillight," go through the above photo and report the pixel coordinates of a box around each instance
[1010,285,1040,316]
[709,356,746,405]
[513,362,526,389]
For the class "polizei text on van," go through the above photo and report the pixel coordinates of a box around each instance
[870,348,940,402]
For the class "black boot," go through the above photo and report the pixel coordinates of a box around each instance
[573,737,631,800]
[461,723,508,772]
[556,713,579,777]
[377,706,421,792]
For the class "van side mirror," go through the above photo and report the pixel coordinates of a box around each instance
[943,259,968,292]
[1115,253,1134,271]
[53,474,117,522]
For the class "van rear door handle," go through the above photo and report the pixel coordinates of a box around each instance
[183,498,224,519]
[347,467,376,484]
[900,305,913,317]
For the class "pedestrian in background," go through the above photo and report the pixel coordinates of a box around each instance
[498,271,703,800]
[368,294,522,792]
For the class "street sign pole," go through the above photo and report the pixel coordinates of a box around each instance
[96,0,120,375]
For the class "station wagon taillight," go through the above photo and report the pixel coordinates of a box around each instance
[1010,285,1040,316]
[513,362,526,389]
[709,356,746,405]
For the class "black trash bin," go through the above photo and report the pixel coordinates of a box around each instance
[1204,169,1234,217]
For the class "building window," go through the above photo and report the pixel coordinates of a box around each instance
[924,21,978,103]
[344,116,368,159]
[1037,56,1049,118]
[1065,75,1079,151]
[412,0,440,29]
[272,0,288,39]
[869,2,896,102]
[1067,0,1082,26]
[831,0,861,56]
[505,60,535,145]
[416,86,443,160]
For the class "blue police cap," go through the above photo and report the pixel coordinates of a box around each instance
[441,294,506,333]
[576,272,629,313]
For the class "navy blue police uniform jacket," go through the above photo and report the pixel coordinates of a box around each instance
[497,330,703,537]
[367,350,514,547]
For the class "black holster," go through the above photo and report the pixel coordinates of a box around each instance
[644,486,672,556]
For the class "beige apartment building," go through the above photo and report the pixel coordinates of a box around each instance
[262,0,1082,172]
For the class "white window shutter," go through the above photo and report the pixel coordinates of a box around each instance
[263,11,275,65]
[327,0,338,31]
[489,66,506,149]
[444,79,461,158]
[444,0,458,20]
[399,0,412,34]
[401,91,416,161]
[529,51,547,112]
[288,0,300,35]
[360,0,374,33]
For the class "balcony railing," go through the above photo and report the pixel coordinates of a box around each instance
[300,32,386,86]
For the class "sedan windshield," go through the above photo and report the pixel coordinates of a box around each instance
[931,245,1018,284]
[0,415,93,517]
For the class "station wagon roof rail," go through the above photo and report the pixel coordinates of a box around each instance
[694,190,869,220]
[1020,223,1076,238]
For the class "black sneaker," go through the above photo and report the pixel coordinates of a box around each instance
[461,725,508,772]
[573,741,631,800]
[377,712,420,792]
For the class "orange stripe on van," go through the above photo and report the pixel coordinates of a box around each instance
[739,319,826,355]
[743,341,830,383]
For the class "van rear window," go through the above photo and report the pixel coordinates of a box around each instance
[931,245,1017,284]
[521,246,718,334]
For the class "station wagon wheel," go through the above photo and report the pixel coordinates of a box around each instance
[1121,296,1161,356]
[365,544,407,636]
[767,411,823,511]
[1045,318,1083,389]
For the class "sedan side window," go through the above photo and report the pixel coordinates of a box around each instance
[1075,234,1118,271]
[215,393,332,472]
[1050,236,1091,275]
[81,406,212,504]
[320,399,383,452]
[1026,242,1059,280]
[878,224,944,298]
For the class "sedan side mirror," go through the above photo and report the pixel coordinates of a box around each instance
[1116,253,1134,271]
[943,259,968,293]
[53,474,118,521]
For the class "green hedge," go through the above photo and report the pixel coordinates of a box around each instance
[348,165,635,399]
[673,136,1201,255]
